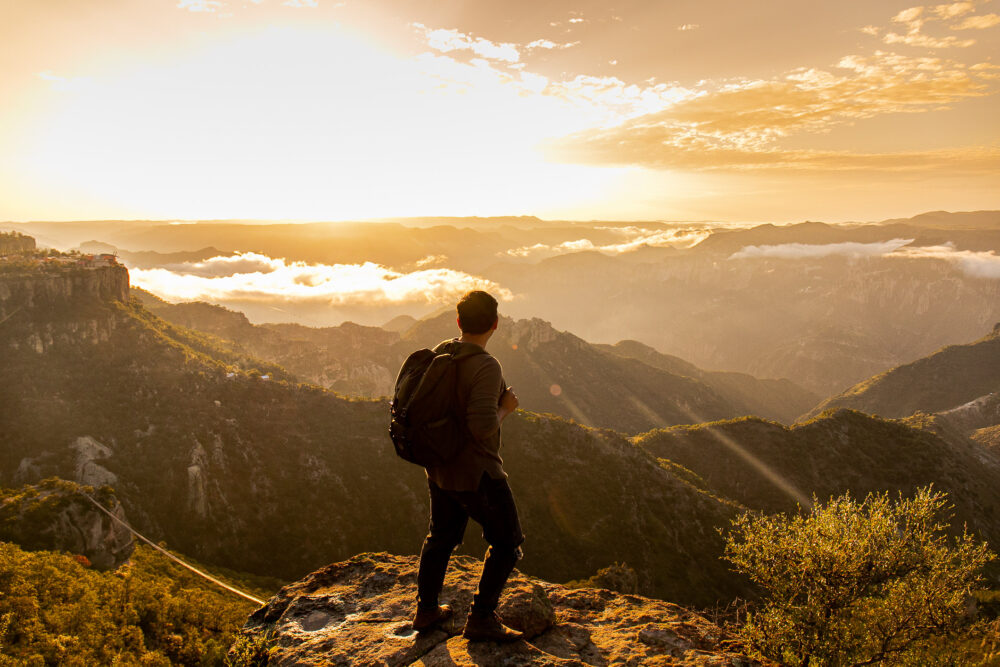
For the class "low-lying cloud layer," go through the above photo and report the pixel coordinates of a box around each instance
[130,252,511,305]
[893,244,1000,278]
[506,227,710,259]
[730,239,914,259]
[729,239,1000,279]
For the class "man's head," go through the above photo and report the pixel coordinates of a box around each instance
[457,290,498,334]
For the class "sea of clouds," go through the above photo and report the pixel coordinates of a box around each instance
[129,252,511,305]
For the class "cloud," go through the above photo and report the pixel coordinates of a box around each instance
[677,24,700,31]
[730,239,914,260]
[881,2,986,46]
[525,39,579,50]
[414,254,447,267]
[177,0,223,11]
[726,240,1000,279]
[544,47,1000,171]
[414,24,520,63]
[951,13,1000,28]
[890,244,1000,278]
[282,0,318,7]
[506,227,711,259]
[129,252,511,305]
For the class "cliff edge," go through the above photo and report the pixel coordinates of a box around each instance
[242,552,755,666]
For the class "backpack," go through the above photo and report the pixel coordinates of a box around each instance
[389,343,487,467]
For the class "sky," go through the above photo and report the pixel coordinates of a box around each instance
[1,0,998,223]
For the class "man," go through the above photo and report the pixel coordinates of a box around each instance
[412,290,524,643]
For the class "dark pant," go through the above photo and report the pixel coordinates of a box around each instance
[417,473,524,616]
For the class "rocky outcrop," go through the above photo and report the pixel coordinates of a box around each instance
[0,264,130,352]
[242,552,753,666]
[0,478,135,570]
[70,436,119,487]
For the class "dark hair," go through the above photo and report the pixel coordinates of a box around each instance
[457,290,498,334]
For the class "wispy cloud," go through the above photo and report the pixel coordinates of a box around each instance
[677,24,700,31]
[730,239,914,260]
[727,240,1000,279]
[506,227,710,258]
[544,46,1000,171]
[130,252,511,305]
[882,4,978,47]
[951,13,1000,28]
[177,0,223,12]
[891,244,1000,278]
[414,24,521,63]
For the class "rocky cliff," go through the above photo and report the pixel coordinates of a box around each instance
[0,478,135,570]
[241,552,755,666]
[0,263,129,352]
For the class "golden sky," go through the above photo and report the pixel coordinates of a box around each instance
[1,0,998,222]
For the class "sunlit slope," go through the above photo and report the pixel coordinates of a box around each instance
[599,339,818,424]
[1,279,745,606]
[806,326,1000,421]
[635,410,1000,552]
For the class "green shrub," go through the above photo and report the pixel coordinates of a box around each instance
[724,486,994,666]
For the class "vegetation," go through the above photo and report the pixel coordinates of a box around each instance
[809,325,1000,420]
[0,542,272,666]
[724,487,994,666]
[565,562,640,594]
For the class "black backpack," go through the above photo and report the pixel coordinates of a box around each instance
[389,343,487,467]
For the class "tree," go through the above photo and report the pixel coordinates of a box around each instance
[723,486,994,666]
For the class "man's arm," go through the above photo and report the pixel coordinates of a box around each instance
[498,387,518,423]
[465,359,516,441]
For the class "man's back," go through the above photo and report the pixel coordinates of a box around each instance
[425,339,508,493]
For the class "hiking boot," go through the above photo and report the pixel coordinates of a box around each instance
[462,611,524,643]
[412,603,453,633]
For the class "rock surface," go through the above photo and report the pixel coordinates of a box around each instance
[244,552,753,666]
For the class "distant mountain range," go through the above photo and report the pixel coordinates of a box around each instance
[134,288,818,431]
[10,211,999,397]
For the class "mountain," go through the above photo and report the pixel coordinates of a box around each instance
[138,292,813,432]
[806,325,1000,422]
[24,212,1000,397]
[880,210,1000,230]
[2,257,745,607]
[598,339,817,424]
[487,247,1000,396]
[634,410,1000,561]
[8,251,1000,610]
[240,552,750,666]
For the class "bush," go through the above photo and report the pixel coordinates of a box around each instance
[723,486,994,666]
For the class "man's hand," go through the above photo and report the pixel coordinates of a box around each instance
[498,387,519,422]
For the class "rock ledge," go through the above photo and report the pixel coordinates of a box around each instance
[244,552,754,666]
